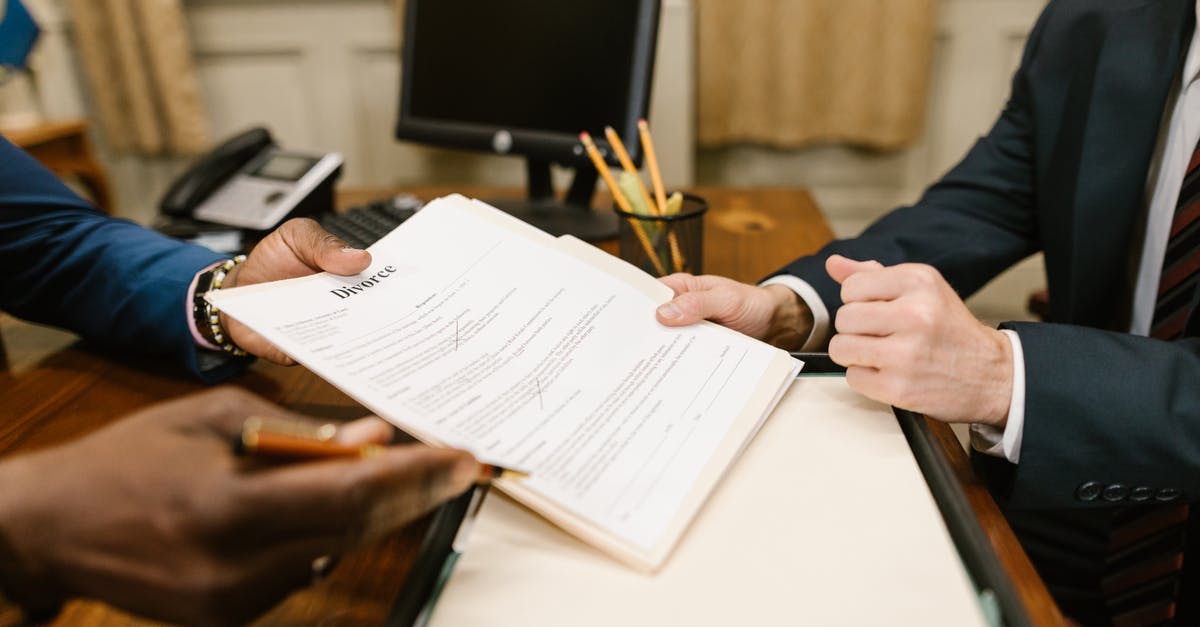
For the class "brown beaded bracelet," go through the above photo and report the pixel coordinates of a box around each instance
[193,255,248,356]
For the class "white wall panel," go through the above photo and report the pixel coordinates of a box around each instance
[30,0,1047,322]
[196,51,316,148]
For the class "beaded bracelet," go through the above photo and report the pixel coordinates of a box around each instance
[193,255,248,356]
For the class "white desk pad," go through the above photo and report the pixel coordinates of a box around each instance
[427,376,987,626]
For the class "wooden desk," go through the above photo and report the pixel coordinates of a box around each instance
[0,187,1062,626]
[1,119,113,214]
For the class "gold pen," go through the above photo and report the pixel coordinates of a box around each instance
[234,417,529,483]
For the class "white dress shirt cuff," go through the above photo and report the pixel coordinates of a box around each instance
[968,329,1025,464]
[758,275,832,351]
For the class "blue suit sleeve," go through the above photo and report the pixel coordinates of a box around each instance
[0,136,246,382]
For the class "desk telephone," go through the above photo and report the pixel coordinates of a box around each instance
[159,127,343,232]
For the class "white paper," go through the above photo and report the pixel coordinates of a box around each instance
[428,379,989,627]
[210,195,793,552]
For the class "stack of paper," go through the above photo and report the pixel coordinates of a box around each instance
[209,195,800,571]
[428,378,989,627]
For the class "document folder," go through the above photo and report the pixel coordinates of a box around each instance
[401,377,988,627]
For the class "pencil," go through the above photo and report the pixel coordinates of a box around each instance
[638,119,668,215]
[235,419,529,482]
[604,126,657,216]
[579,132,667,276]
[637,119,686,273]
[604,126,687,272]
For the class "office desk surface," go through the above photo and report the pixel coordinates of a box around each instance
[0,187,1061,626]
[430,377,988,627]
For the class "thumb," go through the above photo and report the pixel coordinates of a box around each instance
[656,290,726,327]
[245,445,479,544]
[276,218,372,276]
[351,446,479,542]
[825,255,884,284]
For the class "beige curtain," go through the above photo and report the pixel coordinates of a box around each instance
[697,0,938,151]
[68,0,209,154]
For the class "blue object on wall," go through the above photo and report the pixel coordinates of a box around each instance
[0,0,41,70]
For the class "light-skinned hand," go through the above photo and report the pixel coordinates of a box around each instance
[222,218,373,364]
[0,387,477,626]
[825,254,1013,426]
[654,273,814,350]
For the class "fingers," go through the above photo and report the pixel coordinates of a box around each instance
[843,366,895,408]
[226,219,371,361]
[151,387,298,435]
[657,272,731,297]
[655,274,740,327]
[164,388,390,451]
[184,537,330,626]
[159,535,342,626]
[831,259,944,304]
[335,417,394,446]
[276,218,372,276]
[154,388,368,450]
[825,255,884,284]
[828,333,892,369]
[223,317,295,365]
[240,445,477,544]
[657,272,699,296]
[834,300,897,336]
[352,446,478,542]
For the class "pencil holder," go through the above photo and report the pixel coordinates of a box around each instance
[615,193,708,277]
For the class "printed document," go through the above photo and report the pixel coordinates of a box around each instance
[209,195,800,570]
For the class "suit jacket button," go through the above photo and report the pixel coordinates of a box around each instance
[1130,486,1154,502]
[1156,488,1182,502]
[1076,481,1103,502]
[1102,484,1129,502]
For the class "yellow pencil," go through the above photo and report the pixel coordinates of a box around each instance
[605,126,685,272]
[636,120,685,273]
[579,132,666,276]
[638,119,669,215]
[604,126,657,216]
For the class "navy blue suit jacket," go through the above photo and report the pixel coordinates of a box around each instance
[777,0,1200,509]
[0,136,242,382]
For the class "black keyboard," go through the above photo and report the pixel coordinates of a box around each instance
[321,195,423,248]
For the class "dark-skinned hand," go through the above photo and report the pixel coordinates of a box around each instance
[0,387,477,626]
[222,218,373,364]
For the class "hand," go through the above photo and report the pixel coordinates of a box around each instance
[222,218,373,364]
[654,273,814,350]
[825,255,1013,426]
[0,387,477,625]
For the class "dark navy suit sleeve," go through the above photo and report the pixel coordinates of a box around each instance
[0,136,245,382]
[771,3,1052,315]
[769,0,1200,510]
[997,321,1200,509]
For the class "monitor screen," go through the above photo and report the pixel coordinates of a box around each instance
[396,0,658,166]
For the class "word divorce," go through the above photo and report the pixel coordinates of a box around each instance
[329,265,398,299]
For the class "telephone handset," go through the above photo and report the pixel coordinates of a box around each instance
[158,126,343,232]
[160,127,274,217]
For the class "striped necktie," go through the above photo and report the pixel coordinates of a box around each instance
[1101,141,1200,626]
[1152,148,1200,339]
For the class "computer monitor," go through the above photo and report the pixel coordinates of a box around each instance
[395,0,660,241]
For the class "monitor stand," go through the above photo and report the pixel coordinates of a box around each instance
[485,158,618,242]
